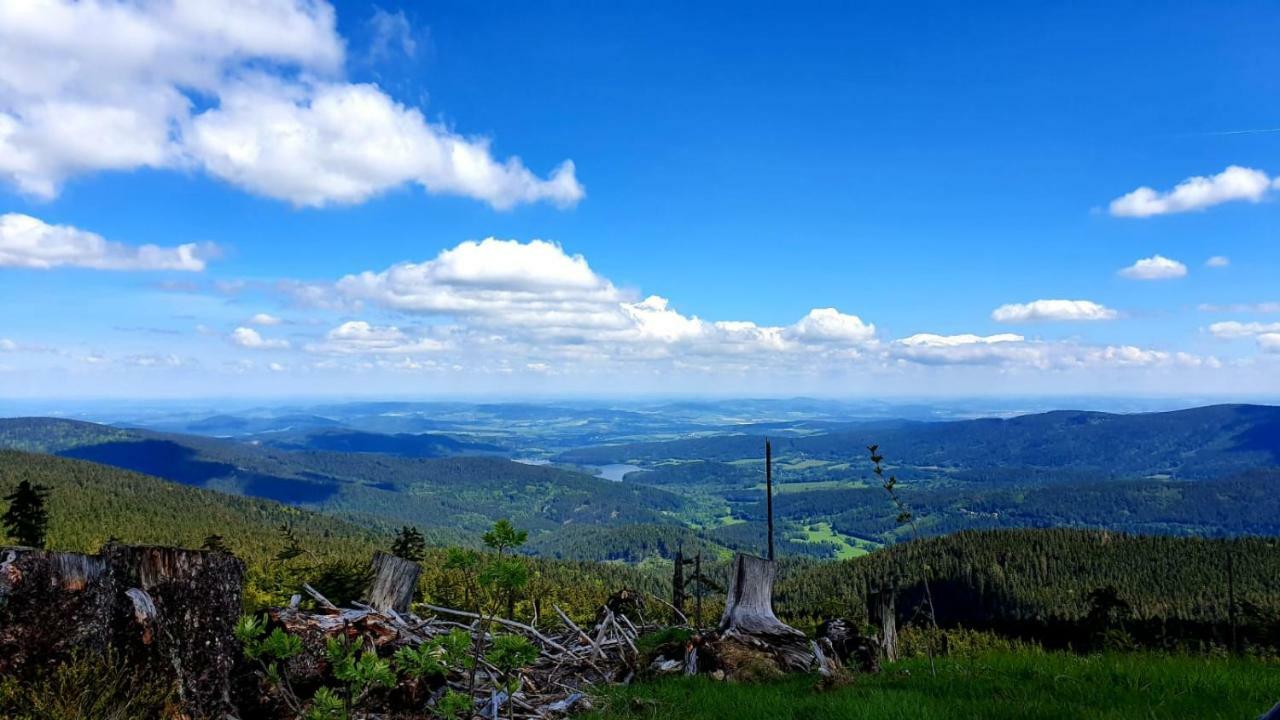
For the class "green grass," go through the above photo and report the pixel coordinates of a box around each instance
[585,651,1280,720]
[793,521,874,559]
[779,459,833,470]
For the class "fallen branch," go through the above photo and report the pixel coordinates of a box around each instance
[419,603,571,655]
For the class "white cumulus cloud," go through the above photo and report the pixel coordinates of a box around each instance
[991,299,1118,323]
[1118,254,1187,280]
[787,308,876,344]
[1205,256,1230,268]
[0,213,214,271]
[0,0,583,208]
[306,321,447,355]
[249,313,282,326]
[230,326,290,349]
[321,237,880,358]
[1207,321,1280,339]
[1259,334,1280,353]
[1109,166,1277,217]
[188,80,583,208]
[892,333,1029,365]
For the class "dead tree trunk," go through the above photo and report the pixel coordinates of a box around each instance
[868,585,898,662]
[671,547,686,622]
[0,543,244,718]
[715,553,813,673]
[366,551,421,614]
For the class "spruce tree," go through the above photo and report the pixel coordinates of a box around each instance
[391,525,426,562]
[2,480,50,548]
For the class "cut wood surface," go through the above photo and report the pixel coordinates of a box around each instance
[366,550,421,613]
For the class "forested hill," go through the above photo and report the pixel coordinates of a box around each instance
[0,418,689,537]
[258,428,504,457]
[558,403,1280,479]
[0,450,383,563]
[776,528,1280,649]
[0,451,667,617]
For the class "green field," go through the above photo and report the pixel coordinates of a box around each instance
[586,651,1280,720]
[794,520,875,559]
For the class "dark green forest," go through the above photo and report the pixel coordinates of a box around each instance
[5,450,1280,654]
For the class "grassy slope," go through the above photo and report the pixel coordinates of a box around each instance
[587,652,1280,720]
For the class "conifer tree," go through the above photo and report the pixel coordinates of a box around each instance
[391,525,426,562]
[2,480,50,548]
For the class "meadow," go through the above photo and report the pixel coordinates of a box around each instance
[587,651,1280,720]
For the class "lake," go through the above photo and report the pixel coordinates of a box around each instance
[593,463,646,482]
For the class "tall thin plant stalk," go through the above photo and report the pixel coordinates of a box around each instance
[868,444,939,676]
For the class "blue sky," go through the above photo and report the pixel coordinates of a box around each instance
[0,0,1278,398]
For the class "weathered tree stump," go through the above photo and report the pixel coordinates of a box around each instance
[868,585,899,662]
[366,551,421,613]
[0,543,244,719]
[0,547,113,669]
[714,553,814,675]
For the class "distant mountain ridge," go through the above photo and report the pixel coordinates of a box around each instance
[0,417,688,537]
[5,403,1280,563]
[557,403,1280,480]
[252,428,505,458]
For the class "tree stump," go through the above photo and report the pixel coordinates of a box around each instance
[817,617,880,673]
[715,553,814,674]
[0,543,244,719]
[366,551,421,613]
[867,586,899,662]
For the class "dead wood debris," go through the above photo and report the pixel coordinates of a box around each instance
[268,585,650,718]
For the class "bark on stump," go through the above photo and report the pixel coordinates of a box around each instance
[366,551,421,613]
[0,543,244,719]
[714,553,814,676]
[868,586,899,662]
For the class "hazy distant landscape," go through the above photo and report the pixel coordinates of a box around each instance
[4,398,1278,563]
[3,0,1279,717]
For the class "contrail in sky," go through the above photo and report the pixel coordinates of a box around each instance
[1198,127,1280,136]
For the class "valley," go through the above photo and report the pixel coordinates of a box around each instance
[3,400,1278,564]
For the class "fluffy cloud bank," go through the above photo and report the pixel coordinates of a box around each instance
[991,299,1118,323]
[1207,321,1280,339]
[0,213,213,271]
[887,333,1213,369]
[325,237,877,358]
[1207,321,1280,354]
[893,333,1028,365]
[1109,166,1277,218]
[1119,255,1187,280]
[0,0,582,208]
[252,236,1229,377]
